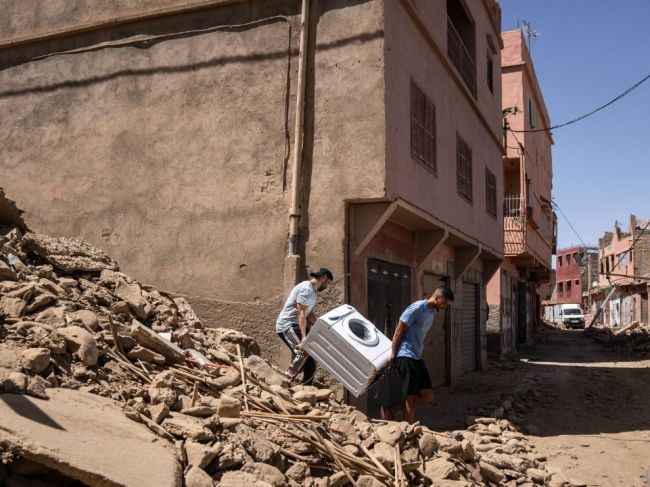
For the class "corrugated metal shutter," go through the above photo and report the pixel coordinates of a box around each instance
[421,273,446,387]
[461,283,478,374]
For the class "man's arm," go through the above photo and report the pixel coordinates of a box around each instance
[296,303,309,340]
[388,320,409,367]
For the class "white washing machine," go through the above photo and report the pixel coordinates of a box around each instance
[302,304,392,397]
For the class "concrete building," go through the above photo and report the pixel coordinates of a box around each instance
[553,245,598,306]
[486,29,555,356]
[592,215,650,326]
[0,0,504,406]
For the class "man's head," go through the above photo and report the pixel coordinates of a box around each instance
[309,267,333,291]
[430,286,454,310]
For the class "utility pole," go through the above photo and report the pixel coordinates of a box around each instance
[587,249,592,312]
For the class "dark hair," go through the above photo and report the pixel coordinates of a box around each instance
[435,286,454,302]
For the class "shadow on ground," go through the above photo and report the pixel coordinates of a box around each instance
[418,329,650,438]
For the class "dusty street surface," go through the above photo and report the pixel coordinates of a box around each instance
[419,329,650,487]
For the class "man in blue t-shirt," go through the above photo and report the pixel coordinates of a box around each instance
[380,286,454,423]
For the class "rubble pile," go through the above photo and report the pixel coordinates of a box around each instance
[587,321,650,355]
[0,201,572,486]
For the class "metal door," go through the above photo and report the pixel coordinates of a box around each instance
[367,259,411,337]
[421,273,448,387]
[517,281,527,344]
[461,283,478,374]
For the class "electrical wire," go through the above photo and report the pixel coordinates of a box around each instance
[551,200,586,247]
[509,72,650,133]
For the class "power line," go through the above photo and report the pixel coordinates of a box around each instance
[551,200,586,247]
[510,72,650,133]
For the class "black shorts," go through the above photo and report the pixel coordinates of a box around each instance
[395,357,433,397]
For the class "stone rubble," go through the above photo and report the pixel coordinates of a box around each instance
[0,191,574,486]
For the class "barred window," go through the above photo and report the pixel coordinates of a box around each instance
[410,81,436,172]
[456,133,472,202]
[485,167,497,217]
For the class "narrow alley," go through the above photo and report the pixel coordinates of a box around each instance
[422,329,650,486]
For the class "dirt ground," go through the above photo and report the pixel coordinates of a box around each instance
[419,328,650,487]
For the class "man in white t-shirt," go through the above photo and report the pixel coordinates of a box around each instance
[276,268,333,386]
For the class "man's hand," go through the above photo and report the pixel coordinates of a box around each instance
[387,353,396,368]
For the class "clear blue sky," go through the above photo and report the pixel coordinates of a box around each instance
[498,1,650,249]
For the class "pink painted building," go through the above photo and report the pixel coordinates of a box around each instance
[593,215,650,326]
[486,29,556,356]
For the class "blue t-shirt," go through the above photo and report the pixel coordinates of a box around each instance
[396,300,437,360]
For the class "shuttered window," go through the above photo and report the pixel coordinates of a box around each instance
[485,167,497,218]
[456,133,473,202]
[410,81,436,173]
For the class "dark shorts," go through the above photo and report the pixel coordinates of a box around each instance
[395,357,433,397]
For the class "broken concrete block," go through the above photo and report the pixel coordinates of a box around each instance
[26,376,50,399]
[2,371,28,393]
[26,293,54,313]
[149,403,170,424]
[21,347,51,374]
[376,423,404,447]
[419,432,439,458]
[184,466,213,487]
[22,233,119,273]
[68,309,100,331]
[185,440,221,469]
[0,296,26,317]
[0,260,17,280]
[479,460,506,483]
[241,462,287,487]
[55,326,98,366]
[217,395,241,418]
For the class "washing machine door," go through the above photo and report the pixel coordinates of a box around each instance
[344,318,380,347]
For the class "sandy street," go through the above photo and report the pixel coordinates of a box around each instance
[420,328,650,487]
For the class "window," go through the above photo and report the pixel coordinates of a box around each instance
[566,280,572,293]
[566,254,572,265]
[600,260,604,274]
[456,133,473,202]
[487,56,494,93]
[575,279,580,286]
[558,255,563,267]
[558,282,564,294]
[485,167,497,217]
[410,81,437,172]
[528,98,537,129]
[618,253,628,268]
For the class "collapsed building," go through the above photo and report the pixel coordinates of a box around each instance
[0,189,571,486]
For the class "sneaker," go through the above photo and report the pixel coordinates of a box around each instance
[379,406,394,421]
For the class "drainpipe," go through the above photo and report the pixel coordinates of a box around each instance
[286,0,310,267]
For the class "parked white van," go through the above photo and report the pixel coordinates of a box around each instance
[559,304,585,329]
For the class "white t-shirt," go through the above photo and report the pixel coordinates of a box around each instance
[275,280,317,333]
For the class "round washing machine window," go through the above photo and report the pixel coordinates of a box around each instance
[345,319,379,346]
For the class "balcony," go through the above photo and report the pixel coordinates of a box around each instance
[447,17,476,97]
[504,195,526,255]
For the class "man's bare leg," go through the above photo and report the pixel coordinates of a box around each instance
[402,389,434,423]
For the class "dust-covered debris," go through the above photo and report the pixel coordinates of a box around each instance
[0,191,572,486]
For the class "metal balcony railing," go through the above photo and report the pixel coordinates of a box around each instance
[504,195,526,255]
[504,195,524,222]
[447,17,476,97]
